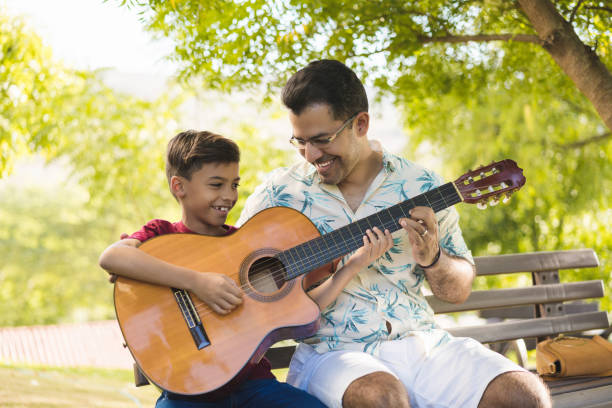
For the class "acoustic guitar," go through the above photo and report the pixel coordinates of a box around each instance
[114,159,526,395]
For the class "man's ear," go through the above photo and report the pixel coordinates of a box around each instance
[170,175,186,198]
[355,112,370,138]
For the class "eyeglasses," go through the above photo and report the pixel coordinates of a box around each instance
[289,112,359,149]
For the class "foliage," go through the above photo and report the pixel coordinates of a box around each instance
[0,10,290,325]
[396,38,611,309]
[2,0,611,328]
[0,12,60,177]
[116,0,612,308]
[115,0,611,91]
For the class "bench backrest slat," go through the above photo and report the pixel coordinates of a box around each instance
[427,281,604,313]
[473,249,599,276]
[448,311,610,343]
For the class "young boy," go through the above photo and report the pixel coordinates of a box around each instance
[99,129,393,407]
[99,130,328,407]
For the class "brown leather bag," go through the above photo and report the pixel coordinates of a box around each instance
[536,335,612,377]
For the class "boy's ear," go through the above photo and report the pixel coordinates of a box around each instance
[170,176,186,198]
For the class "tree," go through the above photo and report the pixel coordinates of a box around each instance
[118,0,611,309]
[0,11,293,325]
[119,0,611,131]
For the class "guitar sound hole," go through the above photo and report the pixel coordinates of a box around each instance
[247,257,286,294]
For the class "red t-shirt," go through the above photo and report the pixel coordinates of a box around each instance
[129,219,275,397]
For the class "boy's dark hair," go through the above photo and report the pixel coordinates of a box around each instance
[281,59,368,121]
[166,130,240,190]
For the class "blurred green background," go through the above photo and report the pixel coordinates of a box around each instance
[1,0,610,329]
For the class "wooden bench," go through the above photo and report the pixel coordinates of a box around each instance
[134,249,611,407]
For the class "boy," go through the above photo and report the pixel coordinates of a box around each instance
[99,129,393,407]
[99,130,327,407]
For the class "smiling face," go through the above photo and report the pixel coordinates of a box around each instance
[289,104,364,186]
[172,161,240,235]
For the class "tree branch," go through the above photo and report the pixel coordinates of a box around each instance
[347,33,542,58]
[560,131,611,149]
[569,0,584,23]
[584,6,612,14]
[417,33,543,45]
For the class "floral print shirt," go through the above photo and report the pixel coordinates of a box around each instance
[236,148,473,356]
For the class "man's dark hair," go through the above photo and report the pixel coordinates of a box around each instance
[281,59,368,121]
[166,130,240,188]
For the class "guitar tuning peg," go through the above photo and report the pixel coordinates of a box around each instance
[477,201,488,210]
[502,194,512,204]
[489,197,499,206]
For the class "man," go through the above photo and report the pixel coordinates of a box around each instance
[237,60,551,408]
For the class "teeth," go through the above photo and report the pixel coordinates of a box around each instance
[317,159,334,167]
[214,206,230,211]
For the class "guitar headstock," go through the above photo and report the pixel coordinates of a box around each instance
[453,159,526,209]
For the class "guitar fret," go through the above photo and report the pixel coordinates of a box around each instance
[348,222,363,243]
[380,207,401,233]
[412,195,428,207]
[436,187,449,210]
[374,211,384,229]
[386,205,405,231]
[297,243,309,261]
[288,247,305,277]
[337,227,351,254]
[311,235,324,259]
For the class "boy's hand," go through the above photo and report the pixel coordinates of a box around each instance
[193,273,243,315]
[347,227,393,271]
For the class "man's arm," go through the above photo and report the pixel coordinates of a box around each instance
[400,206,474,304]
[421,250,474,304]
[99,239,243,314]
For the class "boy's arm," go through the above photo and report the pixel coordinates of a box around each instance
[308,227,393,310]
[99,239,243,314]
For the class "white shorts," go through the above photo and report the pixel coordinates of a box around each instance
[286,336,526,408]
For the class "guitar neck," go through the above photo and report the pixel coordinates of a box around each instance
[278,182,463,280]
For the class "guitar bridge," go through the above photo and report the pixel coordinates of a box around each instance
[172,288,210,350]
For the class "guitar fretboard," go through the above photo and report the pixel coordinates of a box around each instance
[277,182,462,280]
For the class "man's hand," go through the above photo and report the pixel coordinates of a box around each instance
[193,273,243,315]
[347,226,394,270]
[399,207,439,268]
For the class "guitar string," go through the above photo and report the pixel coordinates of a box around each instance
[187,193,453,320]
[218,188,456,294]
[224,187,454,292]
[125,175,510,359]
[129,179,510,339]
[125,196,449,340]
[139,184,482,339]
[195,195,443,301]
[181,214,404,328]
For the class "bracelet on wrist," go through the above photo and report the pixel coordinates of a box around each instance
[418,246,441,269]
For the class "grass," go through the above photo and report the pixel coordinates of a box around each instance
[0,364,160,408]
[0,364,289,407]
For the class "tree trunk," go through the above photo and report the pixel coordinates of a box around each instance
[518,0,612,131]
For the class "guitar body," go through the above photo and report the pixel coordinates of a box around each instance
[114,207,327,395]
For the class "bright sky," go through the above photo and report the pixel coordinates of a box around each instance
[4,0,176,75]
